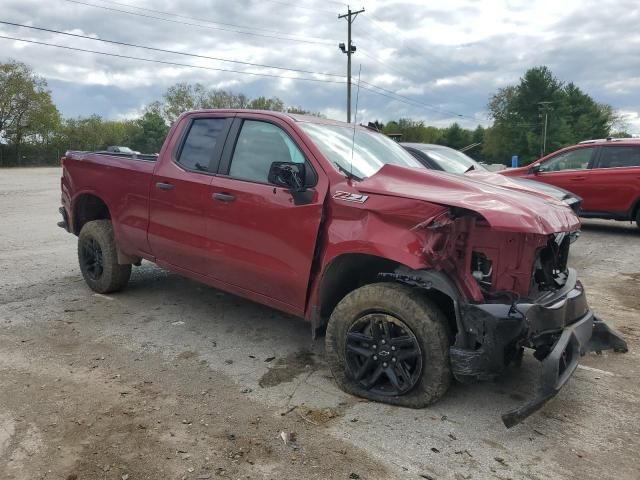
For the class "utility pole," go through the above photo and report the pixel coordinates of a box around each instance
[538,101,553,157]
[339,6,364,123]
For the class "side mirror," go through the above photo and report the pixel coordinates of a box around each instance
[530,163,542,174]
[268,161,314,206]
[268,161,306,192]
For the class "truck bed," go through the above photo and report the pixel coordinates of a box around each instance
[61,150,157,257]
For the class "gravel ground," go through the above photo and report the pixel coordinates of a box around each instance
[1,167,639,480]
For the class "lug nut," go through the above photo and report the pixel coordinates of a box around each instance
[373,355,378,361]
[372,344,377,350]
[392,357,396,362]
[391,346,396,351]
[381,339,386,345]
[382,362,388,368]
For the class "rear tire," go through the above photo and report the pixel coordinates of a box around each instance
[325,282,451,408]
[636,208,640,230]
[78,220,131,293]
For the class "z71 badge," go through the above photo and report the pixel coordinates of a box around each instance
[332,191,369,203]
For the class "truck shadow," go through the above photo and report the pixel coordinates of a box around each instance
[115,263,566,426]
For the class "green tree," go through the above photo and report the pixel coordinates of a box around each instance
[0,60,60,165]
[438,123,472,150]
[57,115,140,152]
[248,96,284,111]
[286,106,322,116]
[483,66,616,165]
[132,110,169,153]
[160,82,288,123]
[383,118,444,143]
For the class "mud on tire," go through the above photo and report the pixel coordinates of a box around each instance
[325,282,451,408]
[78,220,131,293]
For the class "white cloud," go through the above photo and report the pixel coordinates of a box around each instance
[0,0,637,129]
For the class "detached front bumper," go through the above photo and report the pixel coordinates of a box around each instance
[450,269,628,428]
[502,310,590,428]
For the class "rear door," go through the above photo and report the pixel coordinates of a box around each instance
[148,114,232,274]
[587,145,640,214]
[206,116,327,312]
[531,146,596,206]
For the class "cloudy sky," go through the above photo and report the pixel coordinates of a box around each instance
[1,0,639,133]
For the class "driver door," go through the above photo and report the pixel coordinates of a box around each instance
[532,146,596,205]
[206,116,327,313]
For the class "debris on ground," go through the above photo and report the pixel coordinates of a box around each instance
[280,431,296,445]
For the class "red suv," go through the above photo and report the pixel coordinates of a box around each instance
[502,139,640,228]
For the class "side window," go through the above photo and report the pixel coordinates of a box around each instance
[597,146,640,169]
[540,148,592,172]
[177,118,226,172]
[229,120,305,183]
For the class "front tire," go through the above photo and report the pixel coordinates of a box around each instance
[325,282,451,408]
[635,208,640,230]
[78,220,131,293]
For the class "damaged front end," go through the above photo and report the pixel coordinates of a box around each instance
[403,210,629,428]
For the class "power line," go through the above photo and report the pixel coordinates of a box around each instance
[360,80,474,119]
[63,0,334,46]
[60,0,473,120]
[357,83,469,120]
[358,48,415,80]
[83,0,333,39]
[0,32,472,119]
[0,34,346,84]
[341,12,473,120]
[257,0,337,15]
[0,20,344,78]
[358,13,451,80]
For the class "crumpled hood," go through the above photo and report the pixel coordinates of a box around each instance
[466,170,558,200]
[465,170,577,203]
[357,164,580,235]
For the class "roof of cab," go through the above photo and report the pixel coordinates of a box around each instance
[182,109,367,129]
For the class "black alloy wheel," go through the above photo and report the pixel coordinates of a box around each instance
[345,312,423,396]
[80,237,104,280]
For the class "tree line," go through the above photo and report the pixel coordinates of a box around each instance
[0,60,626,167]
[0,60,320,166]
[375,67,626,164]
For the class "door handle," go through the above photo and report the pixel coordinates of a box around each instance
[212,192,235,202]
[570,177,586,181]
[155,181,175,190]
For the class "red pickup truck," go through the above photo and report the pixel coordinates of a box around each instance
[59,109,626,427]
[502,139,640,228]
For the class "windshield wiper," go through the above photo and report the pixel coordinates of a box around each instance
[334,162,363,182]
[464,165,475,173]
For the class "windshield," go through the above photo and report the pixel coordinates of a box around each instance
[299,122,423,179]
[420,146,486,174]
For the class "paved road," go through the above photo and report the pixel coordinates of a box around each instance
[1,167,639,480]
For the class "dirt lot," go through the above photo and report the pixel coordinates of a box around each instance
[1,167,639,480]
